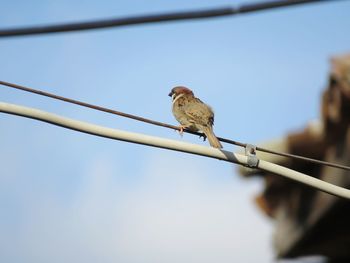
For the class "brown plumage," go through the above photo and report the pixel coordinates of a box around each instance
[168,86,223,149]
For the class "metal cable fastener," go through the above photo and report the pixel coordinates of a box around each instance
[245,144,259,168]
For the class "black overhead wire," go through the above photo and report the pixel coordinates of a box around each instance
[0,0,344,37]
[1,80,350,172]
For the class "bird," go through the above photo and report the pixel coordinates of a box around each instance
[168,86,223,149]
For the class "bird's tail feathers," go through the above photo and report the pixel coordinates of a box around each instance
[203,127,223,149]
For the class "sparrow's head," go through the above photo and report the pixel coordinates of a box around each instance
[168,86,194,100]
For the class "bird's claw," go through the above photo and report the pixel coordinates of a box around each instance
[178,126,185,137]
[199,133,207,142]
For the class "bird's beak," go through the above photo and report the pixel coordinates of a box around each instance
[168,91,173,97]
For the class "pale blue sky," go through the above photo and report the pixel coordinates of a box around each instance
[1,1,349,262]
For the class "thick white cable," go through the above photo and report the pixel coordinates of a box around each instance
[1,101,350,200]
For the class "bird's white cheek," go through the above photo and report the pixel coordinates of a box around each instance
[172,94,176,101]
[172,93,185,105]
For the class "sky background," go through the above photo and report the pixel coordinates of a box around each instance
[1,0,349,262]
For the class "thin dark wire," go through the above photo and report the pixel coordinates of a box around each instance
[0,0,340,37]
[256,146,350,171]
[0,81,180,130]
[1,80,350,172]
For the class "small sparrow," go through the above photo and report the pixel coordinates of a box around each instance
[168,86,223,149]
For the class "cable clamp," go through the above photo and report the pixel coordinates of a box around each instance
[245,144,259,168]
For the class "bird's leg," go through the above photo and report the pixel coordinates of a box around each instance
[199,133,207,142]
[178,125,186,137]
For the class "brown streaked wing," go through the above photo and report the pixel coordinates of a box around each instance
[184,98,214,127]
